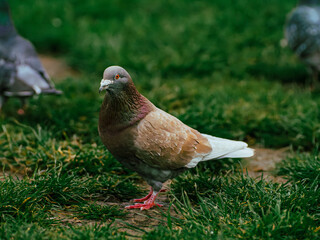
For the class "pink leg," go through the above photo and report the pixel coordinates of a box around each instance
[125,191,163,210]
[17,98,27,115]
[133,188,153,202]
[133,188,167,203]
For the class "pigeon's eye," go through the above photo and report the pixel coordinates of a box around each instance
[115,74,120,80]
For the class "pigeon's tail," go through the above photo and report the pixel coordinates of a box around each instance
[185,134,254,168]
[201,134,254,161]
[219,148,255,159]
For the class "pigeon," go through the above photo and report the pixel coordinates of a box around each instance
[0,0,61,114]
[98,66,254,210]
[285,0,320,87]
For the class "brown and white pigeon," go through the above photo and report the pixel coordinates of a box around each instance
[0,0,61,114]
[98,66,254,210]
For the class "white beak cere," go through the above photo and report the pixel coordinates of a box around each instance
[99,79,114,92]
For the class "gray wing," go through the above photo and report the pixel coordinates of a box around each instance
[6,35,51,81]
[0,59,15,92]
[0,35,61,96]
[285,6,320,58]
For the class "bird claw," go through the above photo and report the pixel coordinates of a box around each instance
[133,189,167,203]
[133,193,152,203]
[127,188,166,209]
[125,203,163,210]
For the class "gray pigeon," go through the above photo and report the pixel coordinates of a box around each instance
[0,0,61,114]
[285,0,320,86]
[98,66,254,210]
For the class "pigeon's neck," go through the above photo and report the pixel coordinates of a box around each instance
[0,0,17,38]
[99,83,154,133]
[299,0,320,6]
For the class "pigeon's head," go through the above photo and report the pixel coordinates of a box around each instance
[99,66,133,93]
[299,0,320,5]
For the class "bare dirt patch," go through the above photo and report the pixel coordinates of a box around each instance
[243,147,289,183]
[0,171,24,181]
[39,55,79,81]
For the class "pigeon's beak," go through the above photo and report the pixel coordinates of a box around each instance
[99,79,114,93]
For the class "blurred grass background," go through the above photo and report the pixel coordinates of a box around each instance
[0,0,320,239]
[6,0,320,149]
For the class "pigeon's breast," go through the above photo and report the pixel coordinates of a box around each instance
[98,123,139,160]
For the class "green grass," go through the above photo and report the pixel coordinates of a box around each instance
[276,149,320,184]
[0,222,126,240]
[0,0,320,239]
[165,170,320,239]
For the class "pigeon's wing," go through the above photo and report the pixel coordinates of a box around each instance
[8,35,52,83]
[0,35,61,96]
[0,59,15,92]
[134,108,212,169]
[285,6,320,58]
[3,64,51,96]
[0,56,52,96]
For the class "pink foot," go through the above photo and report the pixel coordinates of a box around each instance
[133,188,167,203]
[133,189,152,203]
[125,202,163,210]
[126,190,163,210]
[17,108,25,115]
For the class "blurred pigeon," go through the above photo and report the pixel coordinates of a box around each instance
[98,66,254,210]
[0,0,61,114]
[285,0,320,87]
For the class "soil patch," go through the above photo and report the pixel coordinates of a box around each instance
[39,55,79,81]
[243,147,289,183]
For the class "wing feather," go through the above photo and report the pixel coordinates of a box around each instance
[134,108,212,169]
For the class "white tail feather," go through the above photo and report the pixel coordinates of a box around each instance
[217,148,254,159]
[185,134,254,168]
